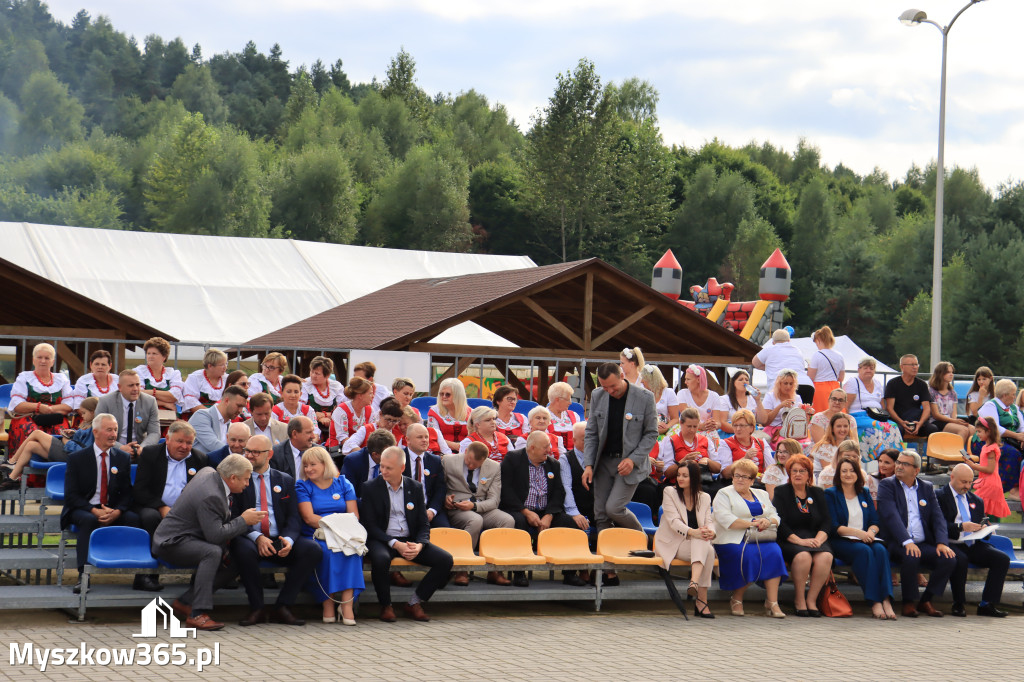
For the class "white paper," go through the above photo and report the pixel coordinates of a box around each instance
[956,524,999,543]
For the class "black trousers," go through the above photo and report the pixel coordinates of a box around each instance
[70,508,141,571]
[137,507,163,537]
[888,540,957,604]
[950,541,1009,605]
[796,384,815,407]
[367,539,453,607]
[229,535,323,609]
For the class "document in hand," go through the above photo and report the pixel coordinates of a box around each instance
[956,524,999,543]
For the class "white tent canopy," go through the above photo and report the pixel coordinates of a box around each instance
[1,222,533,347]
[749,334,898,389]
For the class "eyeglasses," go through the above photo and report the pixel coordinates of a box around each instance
[243,448,270,455]
[829,397,847,403]
[733,422,752,429]
[895,460,916,468]
[732,474,754,481]
[380,417,401,427]
[439,392,452,397]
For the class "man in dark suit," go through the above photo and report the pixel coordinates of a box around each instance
[60,413,141,593]
[228,435,321,626]
[403,423,448,527]
[131,420,208,592]
[936,463,1009,617]
[341,429,396,499]
[152,455,267,631]
[500,432,578,587]
[877,450,958,617]
[359,446,453,623]
[206,422,252,466]
[94,370,161,459]
[269,416,316,480]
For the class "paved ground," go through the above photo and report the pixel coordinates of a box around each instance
[2,599,1020,681]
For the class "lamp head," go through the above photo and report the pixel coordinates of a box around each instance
[899,9,927,25]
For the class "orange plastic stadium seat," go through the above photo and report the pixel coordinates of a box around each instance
[927,431,967,462]
[430,527,486,567]
[478,528,545,566]
[597,528,662,566]
[537,528,603,566]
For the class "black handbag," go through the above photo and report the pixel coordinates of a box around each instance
[31,413,65,428]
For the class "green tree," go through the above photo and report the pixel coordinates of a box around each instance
[170,63,227,126]
[17,70,84,153]
[788,175,834,318]
[271,145,358,243]
[724,216,783,300]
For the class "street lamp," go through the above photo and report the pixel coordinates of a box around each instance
[899,0,987,370]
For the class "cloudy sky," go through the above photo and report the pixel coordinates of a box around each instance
[44,0,1024,190]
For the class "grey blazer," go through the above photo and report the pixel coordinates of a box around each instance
[442,454,502,514]
[95,391,160,447]
[583,383,658,486]
[188,405,228,454]
[152,467,248,550]
[243,417,287,446]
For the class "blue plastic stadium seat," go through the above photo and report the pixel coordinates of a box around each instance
[410,396,435,421]
[130,464,138,485]
[87,527,158,569]
[0,383,12,410]
[568,402,585,419]
[513,399,539,417]
[981,535,1024,571]
[627,501,658,536]
[28,458,62,470]
[467,398,492,410]
[45,463,66,501]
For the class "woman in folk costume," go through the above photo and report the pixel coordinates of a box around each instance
[428,378,472,452]
[459,406,511,462]
[248,351,287,405]
[133,336,183,411]
[181,349,229,413]
[5,343,74,454]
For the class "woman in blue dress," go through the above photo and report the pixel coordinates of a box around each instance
[713,458,788,618]
[296,446,364,625]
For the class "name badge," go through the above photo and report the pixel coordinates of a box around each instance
[919,500,927,507]
[423,469,430,476]
[406,502,415,510]
[969,502,976,509]
[625,413,634,421]
[135,416,142,423]
[273,485,282,493]
[861,501,868,508]
[187,468,197,476]
[547,472,555,479]
[807,498,813,504]
[480,478,488,484]
[332,493,341,500]
[110,467,119,475]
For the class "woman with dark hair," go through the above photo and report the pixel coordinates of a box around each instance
[248,352,287,404]
[867,448,898,501]
[273,374,317,423]
[713,369,763,435]
[774,453,834,617]
[654,460,716,618]
[226,370,249,390]
[71,350,116,410]
[304,356,344,442]
[928,361,972,446]
[329,377,375,448]
[826,455,897,619]
[134,337,183,411]
[492,386,525,441]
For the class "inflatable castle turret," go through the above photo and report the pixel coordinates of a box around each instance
[652,247,792,346]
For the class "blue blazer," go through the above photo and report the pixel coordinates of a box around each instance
[340,447,375,500]
[206,444,230,466]
[876,476,949,546]
[61,446,134,529]
[824,486,879,536]
[230,468,300,542]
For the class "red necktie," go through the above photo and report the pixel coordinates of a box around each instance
[99,450,108,505]
[259,474,270,537]
[415,456,422,483]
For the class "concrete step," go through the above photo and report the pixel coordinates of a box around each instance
[0,584,79,609]
[0,515,43,533]
[0,548,62,570]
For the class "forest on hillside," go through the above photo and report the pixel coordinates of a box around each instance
[2,0,1024,374]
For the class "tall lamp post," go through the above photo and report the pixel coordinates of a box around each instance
[899,0,986,369]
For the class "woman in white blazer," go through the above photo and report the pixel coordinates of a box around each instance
[654,461,716,618]
[713,458,788,618]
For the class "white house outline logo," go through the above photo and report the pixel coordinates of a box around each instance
[132,598,196,638]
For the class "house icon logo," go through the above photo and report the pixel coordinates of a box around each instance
[132,598,197,638]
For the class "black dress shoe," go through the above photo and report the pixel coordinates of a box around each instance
[950,603,967,617]
[602,572,620,587]
[977,603,1007,618]
[133,574,164,592]
[238,608,268,626]
[512,572,529,587]
[806,609,822,618]
[562,572,587,587]
[794,609,810,617]
[271,605,305,626]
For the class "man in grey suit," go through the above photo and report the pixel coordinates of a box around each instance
[582,362,658,537]
[152,454,266,631]
[188,386,249,454]
[95,370,160,458]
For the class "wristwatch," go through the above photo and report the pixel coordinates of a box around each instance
[471,501,477,512]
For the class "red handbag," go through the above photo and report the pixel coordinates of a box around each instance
[817,572,853,617]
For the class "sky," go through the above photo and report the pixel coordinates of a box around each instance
[42,0,1024,191]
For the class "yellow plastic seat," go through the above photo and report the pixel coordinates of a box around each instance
[430,527,486,567]
[478,528,545,566]
[597,528,662,566]
[927,431,967,462]
[537,528,603,566]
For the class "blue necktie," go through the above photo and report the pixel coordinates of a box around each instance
[371,464,379,479]
[956,494,974,546]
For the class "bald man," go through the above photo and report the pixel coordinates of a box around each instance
[403,423,449,528]
[936,463,1009,617]
[207,422,252,466]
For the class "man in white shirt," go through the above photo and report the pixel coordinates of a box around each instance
[752,329,814,404]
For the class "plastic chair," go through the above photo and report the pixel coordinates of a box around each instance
[130,464,138,485]
[985,535,1024,570]
[430,527,486,567]
[87,527,158,569]
[568,402,585,419]
[466,398,492,410]
[537,528,603,566]
[28,458,62,471]
[45,463,66,501]
[478,528,546,566]
[627,501,658,536]
[596,528,661,566]
[926,431,966,462]
[512,399,539,417]
[410,396,435,421]
[0,383,12,410]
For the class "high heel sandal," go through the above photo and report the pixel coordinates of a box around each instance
[730,599,744,617]
[687,581,698,600]
[764,600,786,618]
[693,597,715,619]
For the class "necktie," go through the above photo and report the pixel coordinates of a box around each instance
[956,494,974,546]
[371,464,379,479]
[99,450,108,505]
[126,402,134,443]
[259,474,270,537]
[415,456,422,483]
[466,468,477,494]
